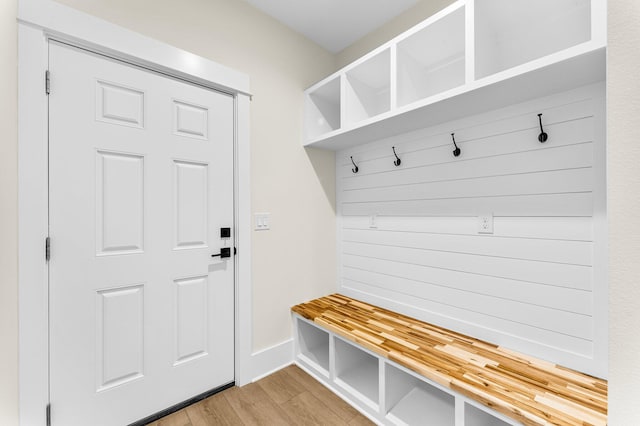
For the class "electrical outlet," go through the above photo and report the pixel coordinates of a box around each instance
[255,213,270,231]
[478,213,493,234]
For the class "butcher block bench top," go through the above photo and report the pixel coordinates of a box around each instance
[291,294,607,426]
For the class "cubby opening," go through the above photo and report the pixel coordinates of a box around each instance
[334,337,379,407]
[396,6,465,107]
[344,49,391,125]
[385,364,455,426]
[465,403,512,426]
[296,319,330,376]
[305,77,341,141]
[475,0,591,79]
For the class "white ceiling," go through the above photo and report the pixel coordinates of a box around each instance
[244,0,419,53]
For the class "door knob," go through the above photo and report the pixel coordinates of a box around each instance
[211,247,231,258]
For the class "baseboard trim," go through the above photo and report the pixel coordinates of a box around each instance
[250,338,294,382]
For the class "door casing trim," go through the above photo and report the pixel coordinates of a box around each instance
[18,2,253,425]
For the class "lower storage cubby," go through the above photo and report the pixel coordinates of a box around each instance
[296,318,330,376]
[465,403,512,426]
[334,337,380,409]
[293,313,525,425]
[385,363,455,426]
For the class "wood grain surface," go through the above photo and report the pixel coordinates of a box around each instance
[146,365,372,426]
[292,294,607,426]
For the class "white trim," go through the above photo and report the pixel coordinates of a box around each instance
[235,94,253,386]
[592,82,609,378]
[17,2,252,423]
[18,23,49,426]
[249,339,294,383]
[18,0,250,96]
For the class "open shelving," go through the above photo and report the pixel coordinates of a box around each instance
[304,76,341,142]
[334,337,380,409]
[465,403,512,426]
[344,49,391,126]
[293,314,521,425]
[396,5,465,108]
[475,0,592,79]
[303,0,605,150]
[385,364,455,426]
[295,318,330,377]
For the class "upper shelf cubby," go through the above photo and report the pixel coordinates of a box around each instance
[303,0,605,150]
[475,0,592,79]
[344,48,391,126]
[396,6,465,108]
[305,76,341,142]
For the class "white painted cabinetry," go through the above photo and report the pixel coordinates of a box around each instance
[294,315,518,426]
[303,0,605,150]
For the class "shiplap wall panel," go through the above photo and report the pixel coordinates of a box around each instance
[341,141,593,191]
[342,229,593,265]
[342,263,592,316]
[342,192,594,216]
[341,244,592,289]
[336,83,606,377]
[338,97,594,168]
[342,216,593,241]
[339,119,594,181]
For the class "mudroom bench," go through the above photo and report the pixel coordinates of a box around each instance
[291,294,607,426]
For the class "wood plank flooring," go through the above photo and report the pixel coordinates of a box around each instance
[292,294,608,426]
[146,365,373,426]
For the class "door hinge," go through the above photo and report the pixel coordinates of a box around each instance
[45,237,51,262]
[46,403,51,426]
[45,70,51,95]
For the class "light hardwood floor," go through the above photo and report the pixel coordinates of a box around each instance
[146,365,374,426]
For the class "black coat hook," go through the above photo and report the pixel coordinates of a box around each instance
[350,156,359,173]
[537,113,548,143]
[451,133,461,157]
[392,146,401,167]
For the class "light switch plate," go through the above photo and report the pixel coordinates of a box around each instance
[255,212,270,231]
[369,214,378,229]
[478,213,494,234]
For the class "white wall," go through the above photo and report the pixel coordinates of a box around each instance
[0,0,18,424]
[337,83,607,378]
[52,0,338,352]
[608,0,640,423]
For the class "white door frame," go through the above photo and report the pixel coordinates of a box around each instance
[18,1,253,424]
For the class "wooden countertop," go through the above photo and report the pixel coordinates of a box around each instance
[292,294,607,426]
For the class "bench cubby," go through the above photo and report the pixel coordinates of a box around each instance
[385,363,455,426]
[334,336,380,410]
[295,316,330,377]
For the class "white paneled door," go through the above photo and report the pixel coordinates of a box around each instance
[48,41,235,426]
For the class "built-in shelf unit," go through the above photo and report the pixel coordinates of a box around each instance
[293,315,520,425]
[303,0,605,150]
